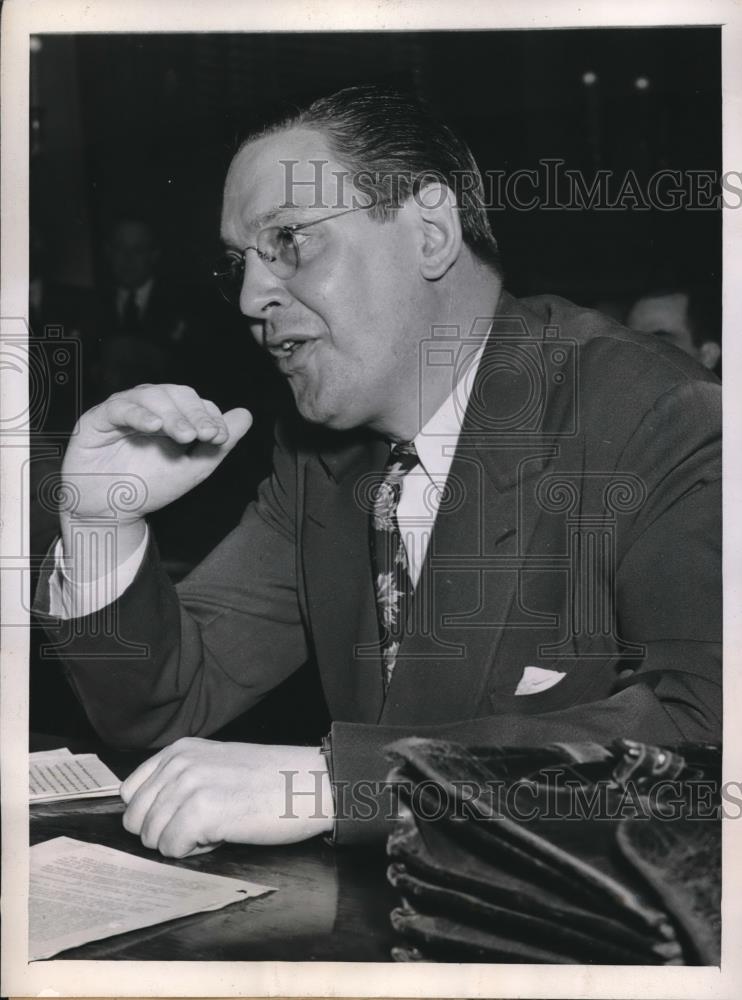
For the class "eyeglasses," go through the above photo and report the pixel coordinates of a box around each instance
[213,205,370,306]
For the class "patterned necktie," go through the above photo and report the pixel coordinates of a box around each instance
[370,442,420,693]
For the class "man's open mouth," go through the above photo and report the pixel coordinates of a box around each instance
[268,337,315,367]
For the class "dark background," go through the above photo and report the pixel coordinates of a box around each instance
[32,28,722,297]
[29,27,722,741]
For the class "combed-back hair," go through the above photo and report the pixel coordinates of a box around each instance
[242,85,502,274]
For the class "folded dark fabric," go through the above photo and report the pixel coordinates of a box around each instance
[385,738,720,965]
[616,817,721,965]
[390,902,582,964]
[388,860,676,964]
[387,798,681,964]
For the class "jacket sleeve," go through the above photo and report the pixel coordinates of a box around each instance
[328,378,722,844]
[33,425,309,749]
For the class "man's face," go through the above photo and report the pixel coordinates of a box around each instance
[108,221,160,290]
[220,127,426,434]
[627,292,695,356]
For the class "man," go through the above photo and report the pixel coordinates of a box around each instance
[626,285,722,375]
[36,87,721,857]
[90,216,196,398]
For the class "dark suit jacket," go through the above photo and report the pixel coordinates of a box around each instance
[93,278,191,344]
[39,292,721,844]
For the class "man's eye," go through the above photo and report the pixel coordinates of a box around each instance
[275,229,296,249]
[292,228,326,255]
[280,227,314,249]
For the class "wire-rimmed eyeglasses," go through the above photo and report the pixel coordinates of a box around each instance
[213,205,371,306]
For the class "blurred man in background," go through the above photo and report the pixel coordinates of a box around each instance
[627,284,721,375]
[91,216,196,396]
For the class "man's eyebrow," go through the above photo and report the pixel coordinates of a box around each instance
[221,205,315,248]
[244,206,288,230]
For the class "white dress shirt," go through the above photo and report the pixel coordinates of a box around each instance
[397,338,487,587]
[47,337,487,618]
[116,278,154,323]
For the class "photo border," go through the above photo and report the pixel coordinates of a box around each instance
[2,0,740,997]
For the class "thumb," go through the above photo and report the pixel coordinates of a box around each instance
[183,842,223,857]
[221,407,253,450]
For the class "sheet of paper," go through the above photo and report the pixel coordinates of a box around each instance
[29,753,120,802]
[30,836,275,960]
[30,747,74,761]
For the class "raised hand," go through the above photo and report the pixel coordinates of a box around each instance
[62,384,253,522]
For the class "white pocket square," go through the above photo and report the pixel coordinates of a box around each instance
[514,666,567,696]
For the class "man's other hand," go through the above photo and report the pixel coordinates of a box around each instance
[120,738,334,857]
[62,384,252,524]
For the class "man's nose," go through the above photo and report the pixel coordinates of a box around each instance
[239,250,290,323]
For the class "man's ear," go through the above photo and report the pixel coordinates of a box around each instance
[415,182,462,280]
[698,340,721,371]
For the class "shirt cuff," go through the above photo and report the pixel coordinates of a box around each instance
[47,524,150,619]
[320,731,338,845]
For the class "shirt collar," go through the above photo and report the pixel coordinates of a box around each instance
[411,334,488,485]
[117,278,154,312]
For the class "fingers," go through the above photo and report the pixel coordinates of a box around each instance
[124,780,203,857]
[190,407,253,459]
[161,385,228,444]
[152,801,223,859]
[122,762,174,831]
[103,399,164,435]
[123,766,224,857]
[122,756,197,851]
[121,738,224,856]
[95,385,251,448]
[124,777,174,847]
[120,746,170,804]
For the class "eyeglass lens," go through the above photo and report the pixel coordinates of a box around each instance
[214,227,300,304]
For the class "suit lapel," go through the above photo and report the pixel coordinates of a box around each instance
[381,291,562,724]
[301,290,573,726]
[301,434,389,722]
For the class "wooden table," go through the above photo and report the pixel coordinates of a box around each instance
[30,739,398,962]
[31,736,720,964]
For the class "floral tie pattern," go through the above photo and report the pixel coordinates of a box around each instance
[370,442,420,693]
